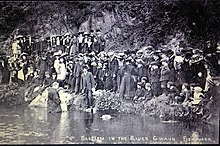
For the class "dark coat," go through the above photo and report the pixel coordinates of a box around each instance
[73,62,83,78]
[136,65,148,81]
[135,88,146,98]
[144,89,152,101]
[38,58,48,74]
[81,71,96,91]
[47,87,62,113]
[108,57,119,76]
[1,59,10,84]
[119,63,138,98]
[168,86,180,96]
[149,66,160,83]
[189,61,207,89]
[178,60,190,84]
[160,65,171,81]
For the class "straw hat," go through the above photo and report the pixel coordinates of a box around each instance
[125,56,132,62]
[64,32,71,37]
[191,54,203,63]
[116,52,125,59]
[137,82,143,86]
[107,51,114,56]
[194,86,203,92]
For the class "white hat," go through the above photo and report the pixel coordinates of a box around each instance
[118,52,125,56]
[64,32,71,36]
[54,52,60,56]
[108,51,114,56]
[174,56,184,63]
[137,49,144,54]
[194,86,203,92]
[191,54,203,63]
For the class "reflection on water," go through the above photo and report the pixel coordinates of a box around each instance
[0,105,219,144]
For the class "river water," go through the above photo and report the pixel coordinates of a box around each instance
[0,105,219,144]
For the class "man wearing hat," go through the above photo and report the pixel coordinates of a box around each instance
[62,32,73,54]
[12,39,21,59]
[149,61,161,97]
[77,32,84,53]
[81,65,96,110]
[69,57,78,91]
[167,81,180,104]
[16,35,25,54]
[203,41,216,55]
[82,32,89,53]
[0,54,10,84]
[93,59,103,90]
[136,49,144,59]
[135,58,147,82]
[21,36,30,55]
[38,53,49,86]
[160,59,171,95]
[69,35,78,55]
[189,53,207,89]
[93,29,105,54]
[73,55,84,94]
[116,52,125,93]
[66,60,74,89]
[107,52,119,92]
[50,35,57,49]
[204,41,219,76]
[133,82,146,103]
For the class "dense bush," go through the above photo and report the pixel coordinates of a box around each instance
[0,83,26,106]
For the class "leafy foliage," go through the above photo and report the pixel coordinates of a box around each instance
[0,0,220,52]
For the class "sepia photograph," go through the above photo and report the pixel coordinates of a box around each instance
[0,0,219,144]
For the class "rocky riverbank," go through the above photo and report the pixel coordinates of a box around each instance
[0,83,27,106]
[0,83,219,124]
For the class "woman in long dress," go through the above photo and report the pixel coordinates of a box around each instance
[1,57,10,84]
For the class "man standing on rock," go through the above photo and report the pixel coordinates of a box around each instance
[81,65,96,110]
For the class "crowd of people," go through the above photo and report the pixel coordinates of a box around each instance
[0,30,220,117]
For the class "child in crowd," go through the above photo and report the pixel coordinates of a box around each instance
[167,81,180,105]
[141,77,148,86]
[133,82,146,103]
[191,86,205,115]
[32,70,40,84]
[160,60,171,95]
[144,83,152,101]
[180,83,193,116]
[149,61,161,97]
[43,71,55,87]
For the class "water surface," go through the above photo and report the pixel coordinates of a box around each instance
[0,105,219,144]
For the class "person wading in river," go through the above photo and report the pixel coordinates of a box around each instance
[47,82,62,113]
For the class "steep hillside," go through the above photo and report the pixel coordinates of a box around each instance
[0,1,220,53]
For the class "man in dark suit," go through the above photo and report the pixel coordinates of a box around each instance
[62,33,73,54]
[108,52,119,92]
[81,65,96,109]
[149,61,161,97]
[73,56,84,94]
[38,52,49,86]
[189,55,207,90]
